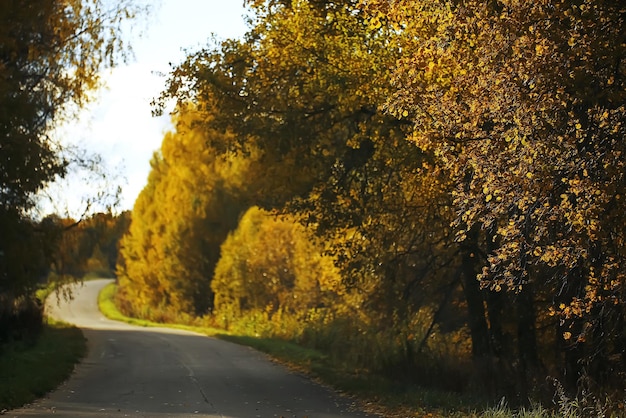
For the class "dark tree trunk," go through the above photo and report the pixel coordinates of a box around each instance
[459,229,490,359]
[462,260,490,358]
[485,290,505,355]
[517,284,540,369]
[515,283,541,401]
[484,225,505,357]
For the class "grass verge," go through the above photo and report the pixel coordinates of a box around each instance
[214,334,479,417]
[0,319,86,411]
[98,283,223,335]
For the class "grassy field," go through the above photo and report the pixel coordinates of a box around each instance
[0,319,86,411]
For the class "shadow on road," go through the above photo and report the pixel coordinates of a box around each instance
[16,324,374,418]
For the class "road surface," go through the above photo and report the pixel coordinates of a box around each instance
[11,279,376,417]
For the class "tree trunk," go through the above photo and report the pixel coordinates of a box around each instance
[516,283,541,401]
[462,264,490,359]
[460,226,490,359]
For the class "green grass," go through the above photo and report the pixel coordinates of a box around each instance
[0,319,86,411]
[97,283,224,335]
[82,270,115,281]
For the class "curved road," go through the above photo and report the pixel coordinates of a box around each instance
[11,279,376,418]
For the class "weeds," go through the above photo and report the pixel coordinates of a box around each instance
[549,376,626,418]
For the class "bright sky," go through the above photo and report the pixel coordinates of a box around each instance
[48,0,249,216]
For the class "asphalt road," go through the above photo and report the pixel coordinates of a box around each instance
[11,279,377,418]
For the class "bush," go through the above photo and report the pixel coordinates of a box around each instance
[0,295,43,346]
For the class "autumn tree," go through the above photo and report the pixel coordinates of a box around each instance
[0,0,144,342]
[212,206,343,327]
[47,211,131,280]
[241,2,472,378]
[116,108,252,318]
[362,0,626,396]
[156,0,402,207]
[0,0,140,213]
[115,154,169,317]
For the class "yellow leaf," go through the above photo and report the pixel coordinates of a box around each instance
[535,44,544,56]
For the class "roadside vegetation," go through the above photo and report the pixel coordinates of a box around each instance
[0,1,144,411]
[0,319,86,412]
[1,278,113,412]
[1,210,130,411]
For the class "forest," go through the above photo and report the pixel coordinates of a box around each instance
[114,0,626,412]
[0,0,624,415]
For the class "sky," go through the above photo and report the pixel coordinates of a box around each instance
[48,0,249,216]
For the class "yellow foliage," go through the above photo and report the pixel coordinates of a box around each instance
[212,207,344,326]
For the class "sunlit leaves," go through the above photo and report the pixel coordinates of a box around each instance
[116,109,251,317]
[212,206,342,324]
[364,0,626,384]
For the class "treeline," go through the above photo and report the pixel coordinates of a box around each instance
[116,0,625,410]
[47,212,131,281]
[1,211,130,344]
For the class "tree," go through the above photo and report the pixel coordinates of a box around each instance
[156,0,401,208]
[158,0,473,385]
[115,153,170,317]
[0,0,145,342]
[212,206,342,326]
[362,0,626,395]
[0,0,143,213]
[116,108,251,318]
[48,211,131,280]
